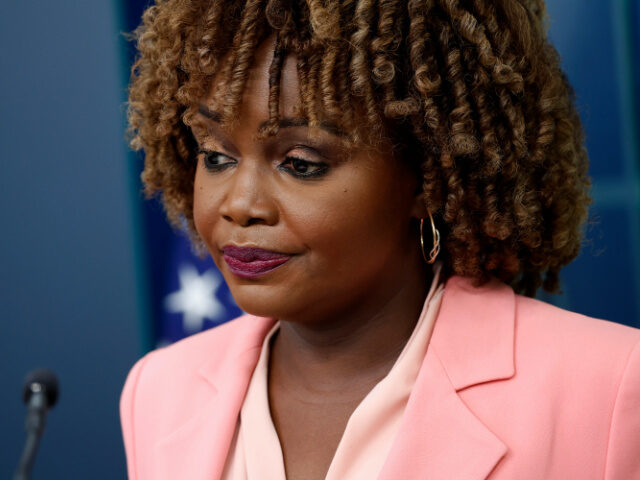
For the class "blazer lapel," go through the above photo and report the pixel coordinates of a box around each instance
[153,317,276,480]
[380,276,516,480]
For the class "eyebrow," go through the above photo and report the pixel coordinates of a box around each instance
[197,104,345,137]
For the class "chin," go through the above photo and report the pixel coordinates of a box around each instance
[227,284,294,320]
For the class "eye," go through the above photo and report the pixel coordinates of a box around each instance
[199,150,236,171]
[279,156,329,179]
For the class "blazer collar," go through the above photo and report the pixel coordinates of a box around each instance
[430,275,516,390]
[197,315,277,393]
[380,275,516,480]
[154,276,516,480]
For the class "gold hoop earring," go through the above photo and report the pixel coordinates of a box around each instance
[420,211,440,264]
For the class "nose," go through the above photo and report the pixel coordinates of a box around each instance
[218,161,278,227]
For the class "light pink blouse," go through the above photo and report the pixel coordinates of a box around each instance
[222,266,444,479]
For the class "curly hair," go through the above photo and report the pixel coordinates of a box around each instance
[128,0,591,296]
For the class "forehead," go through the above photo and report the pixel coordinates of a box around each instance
[202,35,303,121]
[194,34,389,151]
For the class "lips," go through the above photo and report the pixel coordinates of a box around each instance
[222,246,292,279]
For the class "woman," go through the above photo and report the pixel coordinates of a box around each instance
[121,0,640,478]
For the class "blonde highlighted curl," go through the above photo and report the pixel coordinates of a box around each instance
[128,0,590,296]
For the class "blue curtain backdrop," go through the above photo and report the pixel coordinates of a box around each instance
[121,0,640,351]
[0,3,140,479]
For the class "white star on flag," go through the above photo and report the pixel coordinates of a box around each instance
[164,264,225,333]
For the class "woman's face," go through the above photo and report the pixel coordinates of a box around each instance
[192,38,426,323]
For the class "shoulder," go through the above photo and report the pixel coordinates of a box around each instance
[119,315,275,478]
[145,315,269,369]
[514,293,640,369]
[514,296,640,477]
[440,275,640,378]
[441,275,640,417]
[444,278,640,476]
[119,315,275,476]
[121,314,273,397]
[119,314,273,430]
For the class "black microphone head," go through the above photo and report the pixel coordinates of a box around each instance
[22,369,59,408]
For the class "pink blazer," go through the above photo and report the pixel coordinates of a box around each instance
[120,276,640,479]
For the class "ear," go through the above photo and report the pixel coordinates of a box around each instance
[410,191,428,220]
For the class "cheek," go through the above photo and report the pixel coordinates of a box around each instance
[192,168,218,247]
[286,170,412,269]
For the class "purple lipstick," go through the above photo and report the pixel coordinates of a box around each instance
[222,246,291,279]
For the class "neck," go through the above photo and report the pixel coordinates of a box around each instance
[269,257,434,395]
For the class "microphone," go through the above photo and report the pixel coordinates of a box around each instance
[14,369,59,480]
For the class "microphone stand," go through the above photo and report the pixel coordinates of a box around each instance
[14,371,58,480]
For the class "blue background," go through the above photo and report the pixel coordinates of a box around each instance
[0,2,141,478]
[0,1,638,478]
